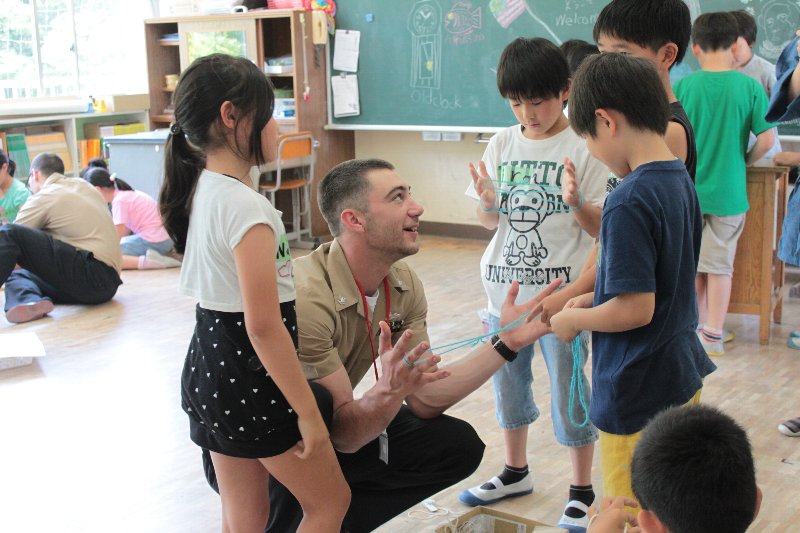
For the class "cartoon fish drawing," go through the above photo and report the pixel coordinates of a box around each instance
[445,2,481,35]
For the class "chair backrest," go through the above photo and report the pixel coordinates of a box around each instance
[259,131,315,193]
[277,131,313,161]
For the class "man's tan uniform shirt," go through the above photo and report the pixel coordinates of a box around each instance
[15,173,122,272]
[294,239,429,388]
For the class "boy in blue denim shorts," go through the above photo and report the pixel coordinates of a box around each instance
[463,37,606,532]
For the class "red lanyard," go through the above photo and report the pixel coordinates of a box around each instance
[354,277,391,381]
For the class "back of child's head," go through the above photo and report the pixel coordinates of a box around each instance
[560,39,600,76]
[593,0,691,69]
[160,53,275,253]
[631,405,758,533]
[83,166,134,192]
[568,53,669,138]
[497,37,568,102]
[730,10,757,47]
[692,12,740,53]
[79,157,108,178]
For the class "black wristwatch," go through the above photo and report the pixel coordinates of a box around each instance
[491,334,518,362]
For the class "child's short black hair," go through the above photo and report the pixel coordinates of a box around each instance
[593,0,691,69]
[731,9,757,46]
[560,39,600,76]
[692,12,739,52]
[497,37,569,102]
[568,53,669,138]
[632,405,758,533]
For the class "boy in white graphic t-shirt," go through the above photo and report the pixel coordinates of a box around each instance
[462,37,607,532]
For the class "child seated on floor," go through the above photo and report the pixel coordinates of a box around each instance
[83,167,180,269]
[0,150,30,224]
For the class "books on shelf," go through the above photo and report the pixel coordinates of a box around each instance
[78,139,102,169]
[26,132,73,171]
[6,134,31,178]
[84,122,146,140]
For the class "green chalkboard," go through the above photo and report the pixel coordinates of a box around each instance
[327,0,800,131]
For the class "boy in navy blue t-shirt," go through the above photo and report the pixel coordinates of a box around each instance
[550,53,716,504]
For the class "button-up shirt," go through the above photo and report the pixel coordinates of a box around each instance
[294,239,429,388]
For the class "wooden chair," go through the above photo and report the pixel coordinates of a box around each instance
[258,131,317,248]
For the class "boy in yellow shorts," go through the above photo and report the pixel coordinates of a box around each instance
[550,53,716,502]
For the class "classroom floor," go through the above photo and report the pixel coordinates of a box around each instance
[1,235,799,533]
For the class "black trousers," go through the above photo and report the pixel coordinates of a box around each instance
[202,382,485,533]
[0,224,122,312]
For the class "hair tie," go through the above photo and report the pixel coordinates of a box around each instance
[170,123,182,135]
[109,172,117,182]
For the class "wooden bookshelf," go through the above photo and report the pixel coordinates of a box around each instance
[143,10,354,236]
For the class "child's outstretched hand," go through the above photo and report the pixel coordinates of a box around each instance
[562,157,582,209]
[469,161,497,211]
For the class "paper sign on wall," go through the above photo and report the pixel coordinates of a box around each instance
[331,74,360,117]
[333,30,361,72]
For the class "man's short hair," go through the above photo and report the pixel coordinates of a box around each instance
[593,0,691,69]
[632,405,757,533]
[30,153,65,178]
[319,158,394,236]
[731,10,757,47]
[497,37,569,102]
[692,12,739,52]
[568,53,669,138]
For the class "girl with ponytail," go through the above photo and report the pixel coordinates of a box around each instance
[160,54,349,532]
[84,166,179,269]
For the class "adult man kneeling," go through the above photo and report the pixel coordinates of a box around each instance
[0,153,122,323]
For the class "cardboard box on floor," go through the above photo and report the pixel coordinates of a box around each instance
[435,507,563,533]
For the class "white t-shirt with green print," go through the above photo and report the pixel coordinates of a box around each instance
[466,124,607,315]
[180,168,296,312]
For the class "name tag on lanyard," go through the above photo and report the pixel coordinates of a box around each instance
[379,430,389,464]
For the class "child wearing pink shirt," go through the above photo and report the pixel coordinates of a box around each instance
[84,166,180,269]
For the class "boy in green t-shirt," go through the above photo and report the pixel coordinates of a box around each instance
[0,152,30,224]
[674,12,774,357]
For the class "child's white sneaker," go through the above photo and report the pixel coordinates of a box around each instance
[458,473,533,506]
[557,500,590,532]
[778,417,800,437]
[143,249,182,269]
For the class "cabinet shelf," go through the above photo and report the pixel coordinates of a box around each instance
[159,41,179,46]
[144,11,354,237]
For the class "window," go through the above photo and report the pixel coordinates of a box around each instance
[0,0,156,101]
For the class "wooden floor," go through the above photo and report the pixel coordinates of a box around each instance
[1,235,799,533]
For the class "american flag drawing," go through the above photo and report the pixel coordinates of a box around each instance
[489,0,526,29]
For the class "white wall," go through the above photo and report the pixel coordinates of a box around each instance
[354,131,487,226]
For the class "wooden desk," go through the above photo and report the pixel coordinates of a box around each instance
[728,164,789,344]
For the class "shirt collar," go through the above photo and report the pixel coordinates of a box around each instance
[326,239,409,314]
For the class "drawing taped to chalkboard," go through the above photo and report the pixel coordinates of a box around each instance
[408,0,442,90]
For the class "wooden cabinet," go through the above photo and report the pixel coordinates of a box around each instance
[729,164,790,344]
[144,9,354,236]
